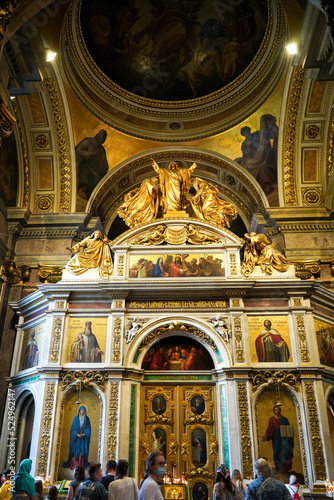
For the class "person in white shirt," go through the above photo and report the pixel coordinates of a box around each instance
[108,460,137,500]
[138,451,166,500]
[285,475,303,500]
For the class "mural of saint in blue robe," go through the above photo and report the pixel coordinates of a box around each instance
[63,406,91,470]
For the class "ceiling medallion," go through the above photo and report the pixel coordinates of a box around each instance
[62,0,287,141]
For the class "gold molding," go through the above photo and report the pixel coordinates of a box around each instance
[107,382,119,459]
[44,78,71,212]
[37,382,55,476]
[292,260,321,280]
[0,99,16,145]
[237,382,253,478]
[282,66,305,206]
[304,381,326,480]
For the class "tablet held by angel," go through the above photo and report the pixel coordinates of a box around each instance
[117,159,237,228]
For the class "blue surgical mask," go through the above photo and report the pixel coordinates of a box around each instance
[155,467,167,477]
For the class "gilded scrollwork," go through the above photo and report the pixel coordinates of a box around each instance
[304,382,326,480]
[49,317,63,363]
[112,317,122,362]
[38,265,64,284]
[250,370,301,391]
[282,66,305,206]
[0,260,30,285]
[237,382,253,478]
[60,370,106,391]
[0,99,16,145]
[296,315,310,362]
[292,260,321,280]
[230,253,237,275]
[45,78,71,212]
[117,256,124,275]
[107,382,119,459]
[233,316,245,363]
[37,382,55,476]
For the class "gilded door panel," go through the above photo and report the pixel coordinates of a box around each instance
[139,384,217,497]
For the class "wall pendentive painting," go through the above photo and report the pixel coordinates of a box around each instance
[66,318,107,363]
[315,318,334,367]
[256,391,304,483]
[249,316,291,363]
[142,336,214,371]
[20,323,45,371]
[58,389,100,480]
[130,253,225,278]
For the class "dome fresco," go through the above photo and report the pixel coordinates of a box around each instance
[80,0,268,101]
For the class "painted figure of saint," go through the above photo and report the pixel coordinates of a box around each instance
[70,321,104,363]
[63,406,91,470]
[76,129,109,200]
[151,430,166,454]
[262,405,293,473]
[194,437,207,465]
[22,331,39,370]
[191,397,205,415]
[255,319,290,362]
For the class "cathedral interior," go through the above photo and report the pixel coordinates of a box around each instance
[0,0,334,498]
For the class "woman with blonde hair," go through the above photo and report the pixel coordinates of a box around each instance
[231,470,246,500]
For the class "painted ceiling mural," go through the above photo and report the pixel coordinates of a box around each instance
[80,0,268,101]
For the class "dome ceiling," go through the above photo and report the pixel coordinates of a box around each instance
[62,0,287,140]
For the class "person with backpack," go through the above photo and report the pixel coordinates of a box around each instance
[286,475,303,500]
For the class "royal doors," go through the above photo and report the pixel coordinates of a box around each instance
[139,383,218,498]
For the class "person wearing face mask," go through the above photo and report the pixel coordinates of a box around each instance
[138,451,166,500]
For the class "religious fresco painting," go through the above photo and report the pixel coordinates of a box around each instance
[141,336,214,371]
[80,0,268,101]
[66,317,108,363]
[0,132,18,207]
[152,396,167,415]
[235,114,278,204]
[191,428,207,467]
[129,253,225,278]
[193,482,208,500]
[314,318,334,368]
[58,389,100,480]
[19,322,45,372]
[151,428,166,456]
[248,316,292,363]
[256,391,304,482]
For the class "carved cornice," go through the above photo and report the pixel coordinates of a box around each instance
[278,222,334,232]
[292,260,321,280]
[20,229,78,239]
[45,78,71,212]
[250,370,301,391]
[282,66,305,206]
[60,370,106,391]
[0,260,30,285]
[38,265,64,284]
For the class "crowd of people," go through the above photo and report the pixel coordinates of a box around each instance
[4,455,303,500]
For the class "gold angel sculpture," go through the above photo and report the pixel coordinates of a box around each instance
[190,177,237,227]
[117,177,159,227]
[117,159,237,228]
[241,232,290,276]
[65,230,113,278]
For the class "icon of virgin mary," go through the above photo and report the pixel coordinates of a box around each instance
[63,406,91,470]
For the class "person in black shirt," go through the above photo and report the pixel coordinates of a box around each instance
[100,461,116,492]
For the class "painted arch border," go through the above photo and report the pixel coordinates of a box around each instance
[125,316,232,369]
[253,383,310,486]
